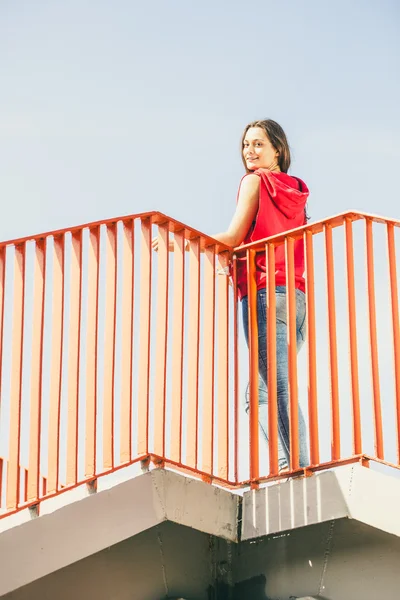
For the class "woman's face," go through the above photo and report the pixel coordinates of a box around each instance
[242,127,279,171]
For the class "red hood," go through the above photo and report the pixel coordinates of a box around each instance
[255,168,309,219]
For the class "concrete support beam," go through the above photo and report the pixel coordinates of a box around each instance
[242,465,400,541]
[0,470,238,597]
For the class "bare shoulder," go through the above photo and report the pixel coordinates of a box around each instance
[241,173,260,188]
[238,173,260,198]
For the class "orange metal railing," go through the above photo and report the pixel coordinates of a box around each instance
[0,211,234,516]
[0,209,399,518]
[237,210,400,484]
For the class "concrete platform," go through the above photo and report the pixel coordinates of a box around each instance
[1,464,400,599]
[0,469,237,597]
[242,464,400,540]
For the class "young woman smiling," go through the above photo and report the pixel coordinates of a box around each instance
[153,119,309,472]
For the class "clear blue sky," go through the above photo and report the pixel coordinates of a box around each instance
[1,0,399,241]
[1,1,400,479]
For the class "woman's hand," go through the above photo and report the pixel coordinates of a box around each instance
[152,237,175,252]
[152,237,190,252]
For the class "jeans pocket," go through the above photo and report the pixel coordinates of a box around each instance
[296,289,307,342]
[298,315,307,342]
[275,291,287,325]
[257,289,267,321]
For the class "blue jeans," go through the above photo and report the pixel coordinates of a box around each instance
[242,286,309,470]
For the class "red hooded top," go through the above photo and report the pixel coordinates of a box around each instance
[236,169,309,299]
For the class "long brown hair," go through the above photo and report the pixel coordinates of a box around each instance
[241,119,291,173]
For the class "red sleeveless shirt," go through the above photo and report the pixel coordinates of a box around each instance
[235,169,309,299]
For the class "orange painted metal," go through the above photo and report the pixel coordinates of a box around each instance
[266,243,279,476]
[120,221,134,464]
[236,210,369,253]
[202,245,216,475]
[255,454,368,485]
[324,224,341,460]
[47,235,64,494]
[217,251,229,480]
[387,223,400,463]
[103,224,117,471]
[85,227,100,477]
[247,249,259,484]
[154,223,170,458]
[304,230,319,465]
[23,468,28,503]
[232,255,239,482]
[345,219,362,455]
[0,459,3,505]
[365,219,383,458]
[0,248,3,507]
[170,230,185,464]
[285,238,300,471]
[7,244,25,509]
[186,237,201,468]
[0,247,5,413]
[27,240,46,502]
[137,217,152,455]
[0,211,231,262]
[66,231,83,486]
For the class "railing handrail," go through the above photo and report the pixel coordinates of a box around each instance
[0,210,231,253]
[234,209,400,255]
[3,208,398,255]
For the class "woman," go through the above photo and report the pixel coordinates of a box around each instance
[153,119,309,471]
[211,119,309,471]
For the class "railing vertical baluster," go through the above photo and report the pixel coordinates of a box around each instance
[154,222,170,459]
[324,224,341,460]
[66,232,83,487]
[232,255,239,483]
[120,220,134,464]
[7,244,25,509]
[304,230,319,465]
[217,251,229,481]
[137,217,152,456]
[365,219,383,459]
[27,240,46,502]
[345,218,362,455]
[103,224,117,471]
[170,230,185,464]
[285,237,300,471]
[0,247,4,508]
[47,235,64,494]
[247,249,259,485]
[0,459,3,508]
[266,242,279,476]
[202,245,215,476]
[387,223,400,463]
[0,247,5,416]
[85,227,100,478]
[186,237,201,468]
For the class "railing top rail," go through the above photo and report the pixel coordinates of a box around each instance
[3,208,397,255]
[233,210,400,255]
[0,210,231,253]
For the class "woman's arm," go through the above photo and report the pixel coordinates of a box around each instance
[210,174,260,248]
[152,174,260,252]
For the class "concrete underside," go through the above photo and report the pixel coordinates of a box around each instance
[1,465,400,600]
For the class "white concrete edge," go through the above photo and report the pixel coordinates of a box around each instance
[344,464,400,538]
[241,467,352,540]
[241,465,400,541]
[161,469,238,541]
